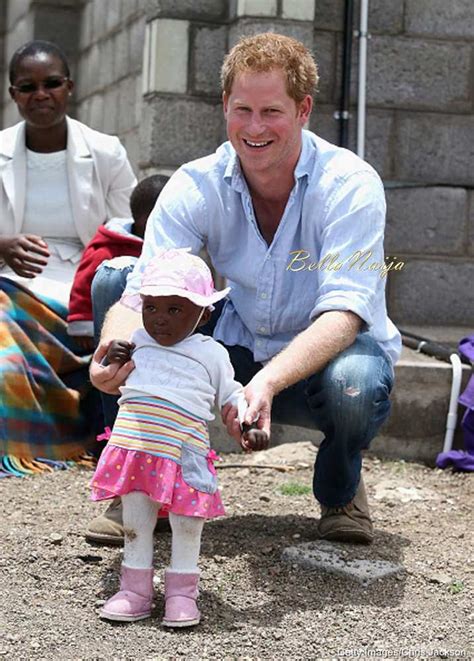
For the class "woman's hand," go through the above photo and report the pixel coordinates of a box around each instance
[0,234,50,277]
[89,342,135,395]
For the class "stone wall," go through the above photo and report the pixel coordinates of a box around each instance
[1,0,473,325]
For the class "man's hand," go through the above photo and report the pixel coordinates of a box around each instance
[221,370,275,449]
[89,342,135,395]
[0,234,50,277]
[241,424,269,452]
[240,371,274,438]
[107,340,136,365]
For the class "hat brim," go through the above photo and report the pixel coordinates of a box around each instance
[121,285,230,312]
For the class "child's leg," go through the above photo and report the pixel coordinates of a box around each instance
[169,512,204,572]
[122,492,159,568]
[100,492,159,622]
[162,513,204,628]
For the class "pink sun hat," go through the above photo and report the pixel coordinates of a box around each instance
[121,247,230,312]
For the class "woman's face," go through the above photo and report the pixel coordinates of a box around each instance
[9,52,73,129]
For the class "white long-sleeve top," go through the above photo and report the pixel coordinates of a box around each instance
[119,329,244,421]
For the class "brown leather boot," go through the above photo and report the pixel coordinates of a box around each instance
[316,477,374,544]
[85,497,170,545]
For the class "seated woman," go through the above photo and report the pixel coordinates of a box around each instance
[0,40,136,476]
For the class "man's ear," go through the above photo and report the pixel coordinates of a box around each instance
[298,94,313,126]
[222,91,229,117]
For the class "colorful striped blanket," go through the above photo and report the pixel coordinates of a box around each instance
[0,277,97,477]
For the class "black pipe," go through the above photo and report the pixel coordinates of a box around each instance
[339,0,354,147]
[400,329,470,365]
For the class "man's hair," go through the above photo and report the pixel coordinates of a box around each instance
[130,174,170,222]
[9,40,70,84]
[221,32,319,103]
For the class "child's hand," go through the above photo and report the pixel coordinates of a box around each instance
[240,422,269,452]
[106,340,135,365]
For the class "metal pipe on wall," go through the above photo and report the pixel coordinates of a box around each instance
[357,0,369,159]
[338,0,354,148]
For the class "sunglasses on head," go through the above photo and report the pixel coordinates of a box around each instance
[11,76,70,94]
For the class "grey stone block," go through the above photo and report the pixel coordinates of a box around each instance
[129,18,146,74]
[394,113,474,187]
[468,191,474,257]
[102,86,119,134]
[119,128,140,174]
[387,259,474,325]
[191,24,227,96]
[35,6,81,64]
[105,0,122,33]
[366,36,471,112]
[282,541,404,583]
[312,31,337,105]
[91,0,107,41]
[99,38,115,89]
[139,96,224,168]
[229,18,314,50]
[146,0,228,22]
[314,0,403,34]
[405,0,474,39]
[79,1,93,51]
[352,110,394,180]
[117,76,137,134]
[385,187,468,256]
[309,104,339,145]
[76,96,91,126]
[6,0,30,30]
[5,15,34,62]
[88,92,104,130]
[113,28,129,80]
[378,356,470,464]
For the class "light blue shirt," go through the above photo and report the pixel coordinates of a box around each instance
[126,131,401,365]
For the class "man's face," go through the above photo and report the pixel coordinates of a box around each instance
[223,68,312,181]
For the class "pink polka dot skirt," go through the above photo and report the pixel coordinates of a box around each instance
[90,445,225,519]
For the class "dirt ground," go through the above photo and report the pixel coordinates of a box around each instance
[0,442,472,660]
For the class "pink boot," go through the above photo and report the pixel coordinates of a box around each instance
[100,565,154,622]
[162,570,200,628]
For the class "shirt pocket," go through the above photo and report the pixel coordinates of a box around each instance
[181,444,218,495]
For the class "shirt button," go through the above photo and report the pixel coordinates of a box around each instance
[259,326,267,334]
[260,293,267,299]
[256,340,262,346]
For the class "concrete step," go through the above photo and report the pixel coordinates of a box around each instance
[209,326,473,465]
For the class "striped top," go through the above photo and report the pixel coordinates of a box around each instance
[108,396,209,462]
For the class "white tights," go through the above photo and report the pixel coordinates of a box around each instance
[122,492,204,572]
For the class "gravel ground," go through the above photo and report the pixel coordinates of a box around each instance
[0,442,472,660]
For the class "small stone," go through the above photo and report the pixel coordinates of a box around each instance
[429,573,451,585]
[273,631,283,640]
[49,533,63,545]
[95,599,106,607]
[292,533,301,539]
[259,494,271,502]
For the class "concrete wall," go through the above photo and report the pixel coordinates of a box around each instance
[1,0,473,325]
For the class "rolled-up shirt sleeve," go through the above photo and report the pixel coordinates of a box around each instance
[310,172,387,328]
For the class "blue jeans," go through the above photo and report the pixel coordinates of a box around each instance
[91,266,394,507]
[91,259,137,428]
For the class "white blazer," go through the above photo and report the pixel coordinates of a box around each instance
[0,116,137,247]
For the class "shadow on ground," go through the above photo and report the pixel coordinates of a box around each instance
[96,513,410,633]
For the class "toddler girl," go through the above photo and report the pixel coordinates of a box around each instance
[91,248,268,627]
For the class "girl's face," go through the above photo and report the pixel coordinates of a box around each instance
[141,295,211,346]
[9,53,73,130]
